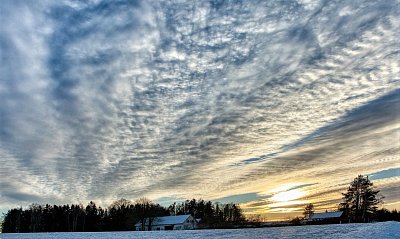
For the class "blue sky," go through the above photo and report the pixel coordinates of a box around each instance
[0,0,399,220]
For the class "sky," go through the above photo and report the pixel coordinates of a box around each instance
[0,0,399,221]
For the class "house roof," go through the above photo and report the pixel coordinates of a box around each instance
[309,211,343,220]
[135,215,192,226]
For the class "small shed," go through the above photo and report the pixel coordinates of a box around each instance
[135,215,197,231]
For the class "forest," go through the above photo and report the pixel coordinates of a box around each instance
[1,198,245,233]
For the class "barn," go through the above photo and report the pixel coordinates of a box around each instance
[135,215,197,231]
[308,211,344,224]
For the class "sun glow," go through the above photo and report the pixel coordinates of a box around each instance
[271,189,305,202]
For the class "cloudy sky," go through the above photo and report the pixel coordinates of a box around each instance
[1,0,399,220]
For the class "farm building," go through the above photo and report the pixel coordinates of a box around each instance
[308,211,344,224]
[135,215,197,231]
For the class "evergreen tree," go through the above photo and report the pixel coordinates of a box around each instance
[85,201,102,231]
[303,203,314,219]
[339,175,382,222]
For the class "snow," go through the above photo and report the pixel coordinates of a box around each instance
[1,221,399,239]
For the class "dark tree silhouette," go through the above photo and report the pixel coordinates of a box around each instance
[375,208,400,221]
[106,198,134,231]
[29,204,42,232]
[339,175,383,222]
[303,203,314,219]
[84,201,102,231]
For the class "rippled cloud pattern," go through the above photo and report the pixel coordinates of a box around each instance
[1,0,399,217]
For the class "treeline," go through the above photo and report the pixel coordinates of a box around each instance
[374,208,400,222]
[168,199,244,227]
[1,198,245,233]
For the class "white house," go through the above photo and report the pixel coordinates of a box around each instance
[135,215,197,231]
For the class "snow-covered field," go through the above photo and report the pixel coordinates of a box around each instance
[1,222,399,239]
